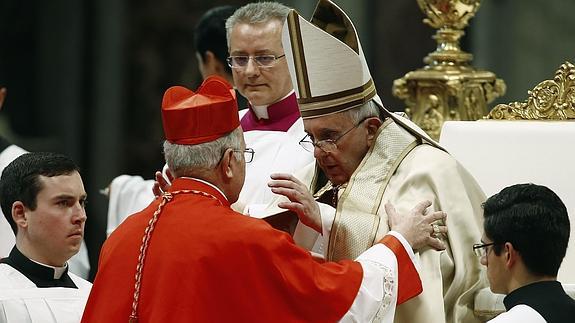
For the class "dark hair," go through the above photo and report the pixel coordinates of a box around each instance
[0,152,80,234]
[194,5,238,75]
[483,183,570,276]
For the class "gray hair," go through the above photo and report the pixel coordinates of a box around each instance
[341,100,381,124]
[225,2,291,48]
[163,127,243,177]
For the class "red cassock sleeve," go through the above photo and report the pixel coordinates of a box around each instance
[82,195,365,323]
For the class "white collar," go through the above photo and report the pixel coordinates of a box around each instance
[29,258,68,279]
[181,177,228,202]
[251,90,295,119]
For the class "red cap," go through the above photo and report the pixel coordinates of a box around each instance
[161,76,239,144]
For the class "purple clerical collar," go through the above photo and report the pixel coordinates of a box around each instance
[240,92,301,132]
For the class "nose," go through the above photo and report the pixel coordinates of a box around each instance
[244,58,260,77]
[313,145,327,159]
[72,202,87,224]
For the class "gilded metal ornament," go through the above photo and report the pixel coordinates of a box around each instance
[393,0,505,140]
[486,61,575,120]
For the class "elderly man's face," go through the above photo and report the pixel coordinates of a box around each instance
[303,112,371,185]
[228,19,293,107]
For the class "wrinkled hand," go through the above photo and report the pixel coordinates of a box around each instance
[385,201,447,251]
[268,173,322,233]
[152,168,174,197]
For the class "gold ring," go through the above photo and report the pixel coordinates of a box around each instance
[432,224,440,235]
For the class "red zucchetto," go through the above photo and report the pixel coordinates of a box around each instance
[161,75,239,145]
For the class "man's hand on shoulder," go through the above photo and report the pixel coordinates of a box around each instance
[385,201,447,251]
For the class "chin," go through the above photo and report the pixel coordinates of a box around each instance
[246,97,266,106]
[244,91,270,104]
[488,283,504,295]
[69,245,81,254]
[323,171,348,186]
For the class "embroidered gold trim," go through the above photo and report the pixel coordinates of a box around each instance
[287,11,311,100]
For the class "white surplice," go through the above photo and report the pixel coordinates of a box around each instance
[0,264,91,323]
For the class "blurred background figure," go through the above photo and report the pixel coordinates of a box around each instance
[194,4,247,109]
[195,5,236,82]
[0,87,27,258]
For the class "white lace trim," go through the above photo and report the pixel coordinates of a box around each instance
[362,260,395,322]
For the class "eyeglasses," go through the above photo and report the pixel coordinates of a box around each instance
[232,148,255,163]
[299,119,367,153]
[472,242,497,257]
[226,54,286,68]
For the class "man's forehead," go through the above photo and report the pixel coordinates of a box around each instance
[303,113,350,132]
[37,172,85,194]
[229,24,283,57]
[230,20,282,42]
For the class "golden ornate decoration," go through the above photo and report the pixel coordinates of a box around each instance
[487,61,575,120]
[393,0,505,140]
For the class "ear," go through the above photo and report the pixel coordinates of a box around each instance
[218,148,236,182]
[365,117,382,147]
[504,242,518,268]
[11,201,28,231]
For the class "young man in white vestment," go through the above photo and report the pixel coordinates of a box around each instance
[0,152,91,323]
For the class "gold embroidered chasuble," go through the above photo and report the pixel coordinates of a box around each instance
[318,119,419,261]
[310,119,485,323]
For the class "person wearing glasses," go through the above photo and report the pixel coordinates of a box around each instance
[474,183,575,322]
[224,2,315,219]
[267,1,486,322]
[82,75,449,322]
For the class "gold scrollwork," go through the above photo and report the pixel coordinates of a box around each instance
[487,62,575,120]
